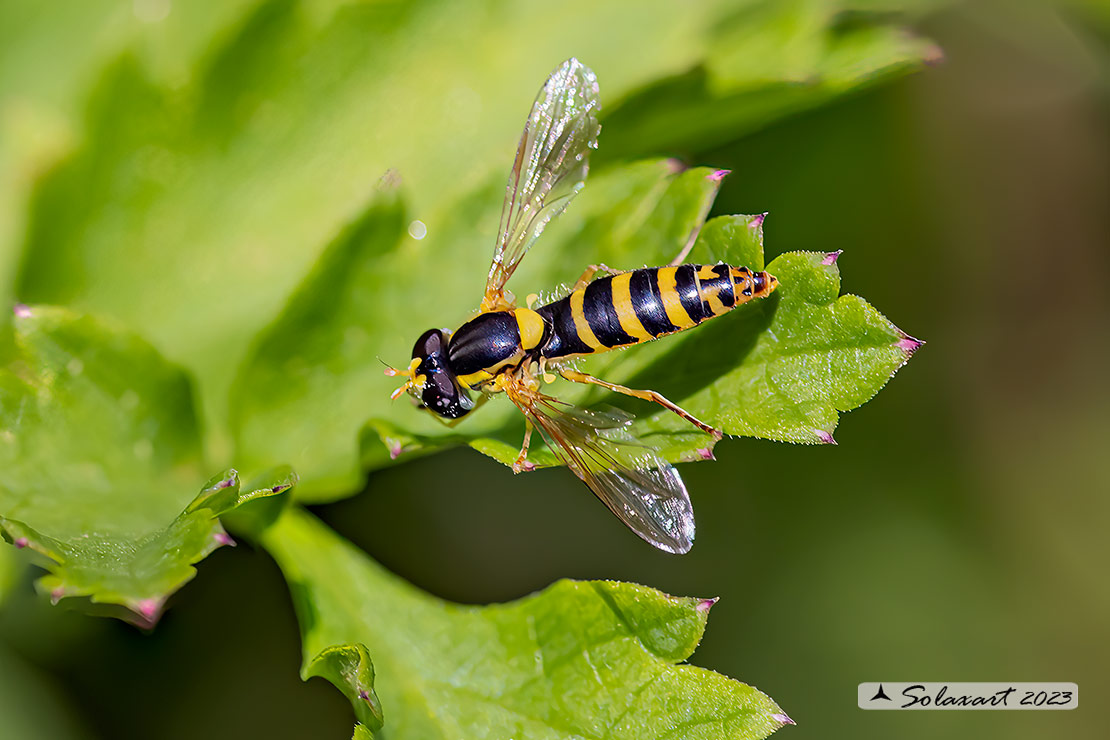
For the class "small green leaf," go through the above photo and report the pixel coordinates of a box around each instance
[0,306,293,624]
[470,214,920,467]
[265,508,792,739]
[626,248,921,458]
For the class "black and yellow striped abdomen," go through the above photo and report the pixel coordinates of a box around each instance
[536,264,776,361]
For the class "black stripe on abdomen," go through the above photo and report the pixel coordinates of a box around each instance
[583,277,636,347]
[675,264,711,323]
[710,264,736,308]
[629,268,678,336]
[535,297,592,359]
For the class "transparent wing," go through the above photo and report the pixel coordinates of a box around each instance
[483,58,601,310]
[504,382,695,554]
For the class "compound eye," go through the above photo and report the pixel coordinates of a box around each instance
[426,370,458,401]
[420,370,473,419]
[412,329,447,360]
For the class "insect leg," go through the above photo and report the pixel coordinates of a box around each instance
[571,264,620,291]
[558,369,723,439]
[512,420,536,473]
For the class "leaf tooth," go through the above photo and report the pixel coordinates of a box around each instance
[750,212,767,229]
[706,169,731,182]
[213,532,236,547]
[12,303,31,318]
[814,429,837,445]
[13,537,28,549]
[772,712,796,726]
[821,250,843,265]
[923,42,946,67]
[695,447,715,461]
[896,331,924,357]
[129,597,166,628]
[696,597,719,613]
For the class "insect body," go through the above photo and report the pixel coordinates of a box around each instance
[388,59,778,553]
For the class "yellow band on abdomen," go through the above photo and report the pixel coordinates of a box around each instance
[611,272,654,340]
[569,289,604,350]
[656,267,697,330]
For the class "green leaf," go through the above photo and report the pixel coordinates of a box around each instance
[0,306,293,624]
[265,507,793,739]
[11,0,934,493]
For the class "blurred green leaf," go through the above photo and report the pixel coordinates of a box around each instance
[0,642,90,739]
[0,0,267,300]
[599,0,941,162]
[0,306,293,624]
[0,541,22,608]
[265,507,793,739]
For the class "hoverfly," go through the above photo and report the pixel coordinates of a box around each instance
[387,59,777,553]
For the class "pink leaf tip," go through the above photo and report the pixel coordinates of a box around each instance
[50,587,66,604]
[136,598,162,619]
[696,597,719,613]
[358,689,371,701]
[707,169,731,182]
[695,447,715,461]
[389,442,403,460]
[821,250,842,266]
[772,712,796,726]
[14,537,28,549]
[897,333,924,356]
[923,43,945,67]
[215,477,235,489]
[750,212,767,229]
[12,303,31,318]
[214,532,236,547]
[814,429,837,445]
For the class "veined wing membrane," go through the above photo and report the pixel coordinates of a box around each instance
[482,58,601,311]
[505,385,695,554]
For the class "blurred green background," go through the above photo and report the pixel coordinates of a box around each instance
[1,0,1107,739]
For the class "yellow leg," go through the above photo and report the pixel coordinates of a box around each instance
[572,263,619,291]
[559,369,723,439]
[513,420,535,473]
